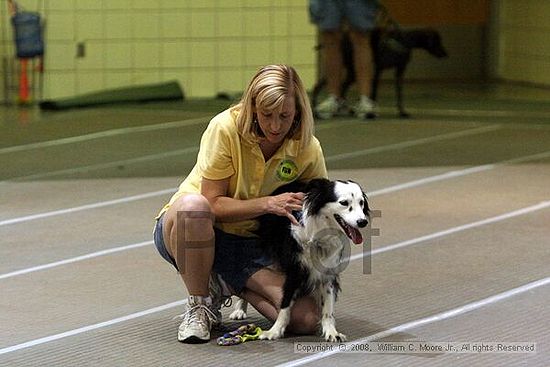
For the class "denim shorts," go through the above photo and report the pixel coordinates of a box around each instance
[309,0,378,32]
[153,215,273,295]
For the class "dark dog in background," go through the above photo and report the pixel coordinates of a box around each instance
[312,27,448,118]
[370,28,448,117]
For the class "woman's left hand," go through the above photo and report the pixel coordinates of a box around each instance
[265,192,304,225]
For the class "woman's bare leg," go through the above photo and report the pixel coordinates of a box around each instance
[162,194,214,296]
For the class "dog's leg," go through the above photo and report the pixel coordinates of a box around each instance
[370,67,381,103]
[395,66,410,118]
[260,278,300,340]
[320,281,346,342]
[259,302,294,340]
[228,298,248,320]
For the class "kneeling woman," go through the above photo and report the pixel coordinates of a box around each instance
[153,64,328,343]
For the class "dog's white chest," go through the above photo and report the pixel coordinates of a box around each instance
[292,224,346,281]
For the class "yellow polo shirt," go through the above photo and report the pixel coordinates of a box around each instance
[157,107,327,237]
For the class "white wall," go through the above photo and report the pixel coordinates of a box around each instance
[2,0,317,100]
[4,0,548,103]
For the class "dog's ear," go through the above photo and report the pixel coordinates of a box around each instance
[427,30,448,58]
[271,180,307,196]
[305,178,331,192]
[305,178,335,216]
[362,192,371,218]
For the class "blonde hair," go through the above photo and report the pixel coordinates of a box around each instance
[233,64,315,150]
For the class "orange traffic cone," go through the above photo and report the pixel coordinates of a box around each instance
[18,58,31,104]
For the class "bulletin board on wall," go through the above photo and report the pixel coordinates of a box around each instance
[382,0,489,26]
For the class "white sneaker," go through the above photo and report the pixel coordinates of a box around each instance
[353,96,377,119]
[208,272,232,326]
[176,295,218,344]
[315,95,342,119]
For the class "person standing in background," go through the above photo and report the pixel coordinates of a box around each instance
[310,0,379,119]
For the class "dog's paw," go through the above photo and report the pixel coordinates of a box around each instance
[259,328,284,340]
[323,331,347,343]
[228,309,247,320]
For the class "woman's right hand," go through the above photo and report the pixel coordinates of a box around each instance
[266,192,305,225]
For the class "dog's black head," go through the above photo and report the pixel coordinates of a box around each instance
[414,29,448,58]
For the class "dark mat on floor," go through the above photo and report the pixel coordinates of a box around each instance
[39,81,184,110]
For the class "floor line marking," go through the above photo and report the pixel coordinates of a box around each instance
[2,121,352,181]
[0,116,209,155]
[325,125,501,162]
[0,241,152,280]
[3,124,498,182]
[8,147,199,182]
[399,106,550,119]
[0,118,362,156]
[2,148,549,228]
[275,276,550,367]
[0,189,175,226]
[0,201,547,354]
[0,300,187,355]
[367,149,550,197]
[353,200,550,260]
[3,200,548,280]
[1,125,505,225]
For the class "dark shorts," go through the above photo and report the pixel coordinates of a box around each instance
[309,0,378,32]
[153,215,273,295]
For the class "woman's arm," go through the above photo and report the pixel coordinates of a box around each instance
[201,177,304,225]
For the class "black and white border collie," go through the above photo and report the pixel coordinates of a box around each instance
[229,178,370,342]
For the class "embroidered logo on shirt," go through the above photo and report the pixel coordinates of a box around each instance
[276,159,298,182]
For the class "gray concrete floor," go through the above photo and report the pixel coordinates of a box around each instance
[1,81,549,366]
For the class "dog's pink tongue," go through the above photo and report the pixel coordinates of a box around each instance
[350,227,363,245]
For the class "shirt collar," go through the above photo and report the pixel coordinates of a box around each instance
[273,138,300,159]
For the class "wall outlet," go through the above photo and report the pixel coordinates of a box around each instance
[76,42,85,58]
